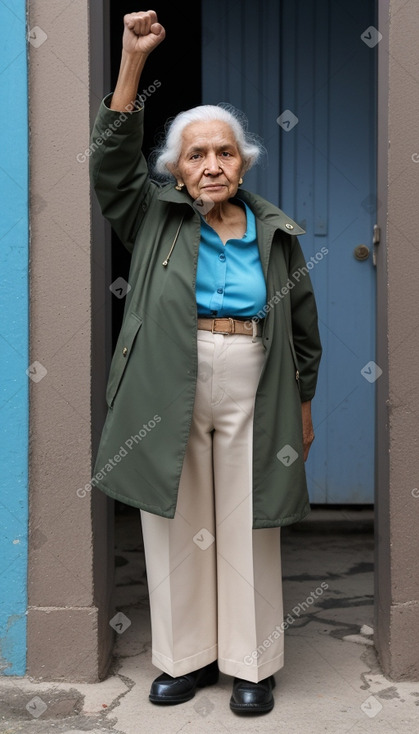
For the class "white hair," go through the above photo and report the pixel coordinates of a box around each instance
[151,104,264,182]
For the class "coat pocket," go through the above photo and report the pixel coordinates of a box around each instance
[106,312,143,408]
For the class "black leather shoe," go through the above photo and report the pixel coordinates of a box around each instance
[229,675,276,714]
[149,660,219,705]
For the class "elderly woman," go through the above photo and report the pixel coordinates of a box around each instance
[90,10,321,716]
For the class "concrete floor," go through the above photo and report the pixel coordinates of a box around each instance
[1,508,419,734]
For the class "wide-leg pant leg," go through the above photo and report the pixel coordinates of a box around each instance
[140,333,218,677]
[211,333,284,682]
[140,330,284,681]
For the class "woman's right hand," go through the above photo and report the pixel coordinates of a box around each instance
[122,10,166,57]
[110,11,165,112]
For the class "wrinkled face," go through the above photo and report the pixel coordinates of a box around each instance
[173,120,245,203]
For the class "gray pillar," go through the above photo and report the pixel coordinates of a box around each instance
[375,0,419,680]
[28,0,114,681]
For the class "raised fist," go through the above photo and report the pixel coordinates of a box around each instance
[122,10,166,56]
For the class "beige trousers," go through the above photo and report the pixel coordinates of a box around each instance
[140,330,284,683]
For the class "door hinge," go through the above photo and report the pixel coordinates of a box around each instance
[372,224,380,266]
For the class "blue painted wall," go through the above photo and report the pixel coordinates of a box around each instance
[0,0,29,675]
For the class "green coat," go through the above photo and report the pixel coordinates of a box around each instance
[89,96,322,528]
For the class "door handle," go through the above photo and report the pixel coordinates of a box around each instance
[354,244,370,261]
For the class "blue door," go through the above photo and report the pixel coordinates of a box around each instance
[202,0,377,503]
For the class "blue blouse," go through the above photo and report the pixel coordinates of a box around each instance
[196,202,267,318]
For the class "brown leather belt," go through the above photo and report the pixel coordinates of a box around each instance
[197,317,263,336]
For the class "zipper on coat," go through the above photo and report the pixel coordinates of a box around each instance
[287,333,301,391]
[162,216,184,267]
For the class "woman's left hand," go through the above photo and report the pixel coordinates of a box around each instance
[301,401,315,461]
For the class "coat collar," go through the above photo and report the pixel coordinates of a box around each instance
[156,184,305,236]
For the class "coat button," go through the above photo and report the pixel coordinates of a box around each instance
[285,223,294,230]
[122,347,128,357]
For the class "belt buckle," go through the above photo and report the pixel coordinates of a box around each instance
[212,317,234,335]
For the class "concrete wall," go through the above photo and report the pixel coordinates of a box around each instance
[0,0,29,676]
[27,0,114,681]
[375,0,419,680]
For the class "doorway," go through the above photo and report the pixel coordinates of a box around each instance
[106,0,377,523]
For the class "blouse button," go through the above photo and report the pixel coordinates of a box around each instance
[219,253,226,261]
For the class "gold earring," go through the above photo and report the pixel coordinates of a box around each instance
[238,177,243,185]
[175,182,185,191]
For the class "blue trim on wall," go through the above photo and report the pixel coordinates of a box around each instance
[0,0,29,675]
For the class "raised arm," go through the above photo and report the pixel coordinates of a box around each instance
[90,11,166,250]
[110,10,166,112]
